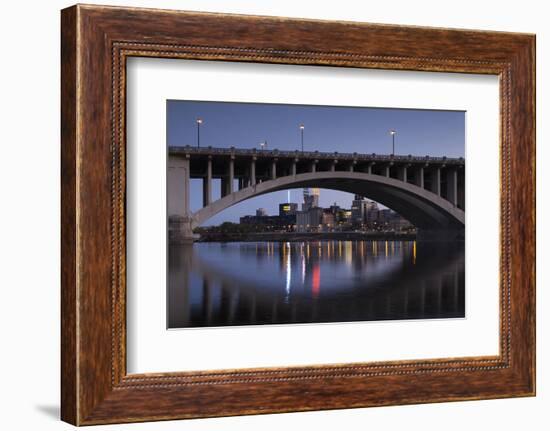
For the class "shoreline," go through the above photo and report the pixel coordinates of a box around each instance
[194,231,417,243]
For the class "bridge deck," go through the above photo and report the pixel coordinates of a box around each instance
[167,145,465,242]
[169,145,465,166]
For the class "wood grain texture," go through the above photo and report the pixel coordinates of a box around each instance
[60,4,536,425]
[60,5,78,425]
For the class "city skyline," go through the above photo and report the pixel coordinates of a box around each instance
[167,100,465,225]
[197,193,414,239]
[238,192,379,219]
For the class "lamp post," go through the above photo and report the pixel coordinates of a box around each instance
[196,117,203,148]
[299,124,305,152]
[389,129,397,155]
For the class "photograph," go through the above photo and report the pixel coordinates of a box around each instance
[0,0,541,427]
[167,101,466,329]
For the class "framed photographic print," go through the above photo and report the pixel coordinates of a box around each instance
[61,4,535,425]
[164,100,466,330]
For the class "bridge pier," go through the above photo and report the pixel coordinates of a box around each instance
[310,160,317,173]
[221,157,235,197]
[202,156,212,206]
[446,168,458,206]
[271,159,277,180]
[431,167,441,196]
[168,216,196,243]
[415,166,424,189]
[367,162,374,174]
[250,158,256,185]
[168,155,197,243]
[458,168,465,210]
[397,165,408,182]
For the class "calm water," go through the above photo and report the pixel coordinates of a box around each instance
[168,240,465,329]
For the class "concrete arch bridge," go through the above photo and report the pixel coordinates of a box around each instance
[168,146,465,242]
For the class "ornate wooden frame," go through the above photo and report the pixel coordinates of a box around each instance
[61,4,536,425]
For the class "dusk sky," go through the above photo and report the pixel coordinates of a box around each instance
[167,100,465,225]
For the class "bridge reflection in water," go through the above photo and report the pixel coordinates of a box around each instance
[168,241,464,329]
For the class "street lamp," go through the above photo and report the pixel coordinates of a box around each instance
[196,117,203,148]
[299,124,305,152]
[259,140,267,151]
[389,129,397,155]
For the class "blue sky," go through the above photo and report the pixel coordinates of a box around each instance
[167,100,465,225]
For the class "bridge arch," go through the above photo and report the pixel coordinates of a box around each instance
[191,171,464,232]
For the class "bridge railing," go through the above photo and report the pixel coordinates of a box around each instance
[169,145,465,164]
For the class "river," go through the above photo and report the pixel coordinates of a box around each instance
[168,240,464,328]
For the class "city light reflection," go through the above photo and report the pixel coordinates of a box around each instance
[312,264,320,298]
[168,240,465,328]
[284,242,291,302]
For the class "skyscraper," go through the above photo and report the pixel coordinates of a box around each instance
[365,200,380,224]
[351,194,368,226]
[279,202,298,216]
[302,188,320,211]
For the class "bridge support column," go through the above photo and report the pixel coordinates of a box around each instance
[203,156,212,206]
[367,162,374,174]
[383,165,390,178]
[228,157,235,194]
[221,157,234,197]
[271,158,277,180]
[397,165,407,182]
[250,158,256,186]
[415,166,425,189]
[446,168,458,206]
[458,169,465,210]
[431,167,441,196]
[291,159,297,176]
[310,160,317,173]
[168,156,195,243]
[331,160,338,172]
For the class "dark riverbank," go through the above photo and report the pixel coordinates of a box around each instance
[195,231,417,242]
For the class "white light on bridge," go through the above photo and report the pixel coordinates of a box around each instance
[196,117,203,148]
[389,129,397,155]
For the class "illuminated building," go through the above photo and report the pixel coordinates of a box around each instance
[302,188,320,211]
[351,194,368,226]
[279,202,298,216]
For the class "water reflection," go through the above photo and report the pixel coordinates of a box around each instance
[168,240,465,328]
